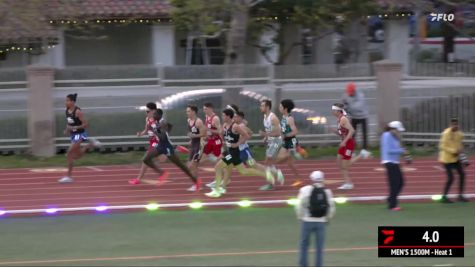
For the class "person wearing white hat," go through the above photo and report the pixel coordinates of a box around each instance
[380,121,407,211]
[296,171,336,267]
[331,103,371,190]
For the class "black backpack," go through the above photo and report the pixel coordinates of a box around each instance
[308,186,328,217]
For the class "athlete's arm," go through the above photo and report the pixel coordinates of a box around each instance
[194,119,208,138]
[232,124,250,148]
[210,116,221,135]
[138,117,148,136]
[339,116,354,146]
[284,116,298,138]
[69,109,88,131]
[269,115,282,137]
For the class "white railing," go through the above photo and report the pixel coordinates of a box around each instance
[1,132,474,154]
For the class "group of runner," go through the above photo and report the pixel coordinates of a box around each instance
[59,94,371,197]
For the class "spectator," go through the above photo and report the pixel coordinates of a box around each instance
[438,118,469,203]
[380,121,406,211]
[296,171,336,267]
[342,82,370,154]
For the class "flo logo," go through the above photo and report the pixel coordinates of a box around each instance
[381,230,395,245]
[430,13,455,22]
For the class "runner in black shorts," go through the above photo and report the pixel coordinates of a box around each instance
[141,109,201,191]
[205,107,271,198]
[186,105,206,191]
[59,93,101,183]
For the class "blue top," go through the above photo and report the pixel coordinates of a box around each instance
[380,132,405,164]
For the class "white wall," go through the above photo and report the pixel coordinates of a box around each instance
[152,24,175,66]
[65,24,152,66]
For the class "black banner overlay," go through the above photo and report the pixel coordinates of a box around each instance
[378,226,464,257]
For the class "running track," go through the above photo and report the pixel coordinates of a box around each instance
[0,158,473,216]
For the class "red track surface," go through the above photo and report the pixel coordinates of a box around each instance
[0,158,473,213]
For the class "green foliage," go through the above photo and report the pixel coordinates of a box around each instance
[170,0,231,35]
[171,0,381,64]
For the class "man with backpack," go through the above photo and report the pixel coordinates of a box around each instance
[296,171,336,267]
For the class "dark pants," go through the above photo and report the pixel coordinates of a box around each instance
[299,221,326,267]
[443,161,465,196]
[384,162,404,209]
[351,118,368,149]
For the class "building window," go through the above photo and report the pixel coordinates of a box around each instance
[183,38,225,65]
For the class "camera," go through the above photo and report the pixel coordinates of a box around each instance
[459,153,470,167]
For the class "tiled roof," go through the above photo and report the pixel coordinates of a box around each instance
[0,0,171,46]
[50,0,171,20]
[376,0,416,11]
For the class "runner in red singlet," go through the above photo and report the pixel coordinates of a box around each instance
[332,103,357,190]
[201,102,223,162]
[128,102,168,185]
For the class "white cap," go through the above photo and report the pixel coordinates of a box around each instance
[309,171,324,182]
[388,121,405,132]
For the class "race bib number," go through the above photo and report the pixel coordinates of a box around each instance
[215,139,222,145]
[225,154,232,161]
[345,149,352,156]
[152,142,158,148]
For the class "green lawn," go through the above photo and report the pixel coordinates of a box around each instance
[0,203,473,266]
[0,146,440,169]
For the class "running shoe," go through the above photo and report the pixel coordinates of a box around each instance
[157,171,169,186]
[219,187,227,194]
[458,196,469,202]
[58,176,73,183]
[297,145,308,158]
[205,188,222,198]
[187,184,198,191]
[441,196,453,204]
[176,145,189,154]
[338,183,354,190]
[187,178,202,192]
[359,149,372,159]
[259,184,274,191]
[390,207,402,211]
[128,178,140,185]
[89,138,102,148]
[291,180,303,187]
[206,181,216,188]
[276,169,285,185]
[265,167,275,184]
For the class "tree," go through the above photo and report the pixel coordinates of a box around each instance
[248,0,378,65]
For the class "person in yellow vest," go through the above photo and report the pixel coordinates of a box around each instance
[438,118,469,203]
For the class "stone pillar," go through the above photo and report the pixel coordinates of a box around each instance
[384,19,410,74]
[26,65,56,157]
[152,24,176,66]
[373,60,402,132]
